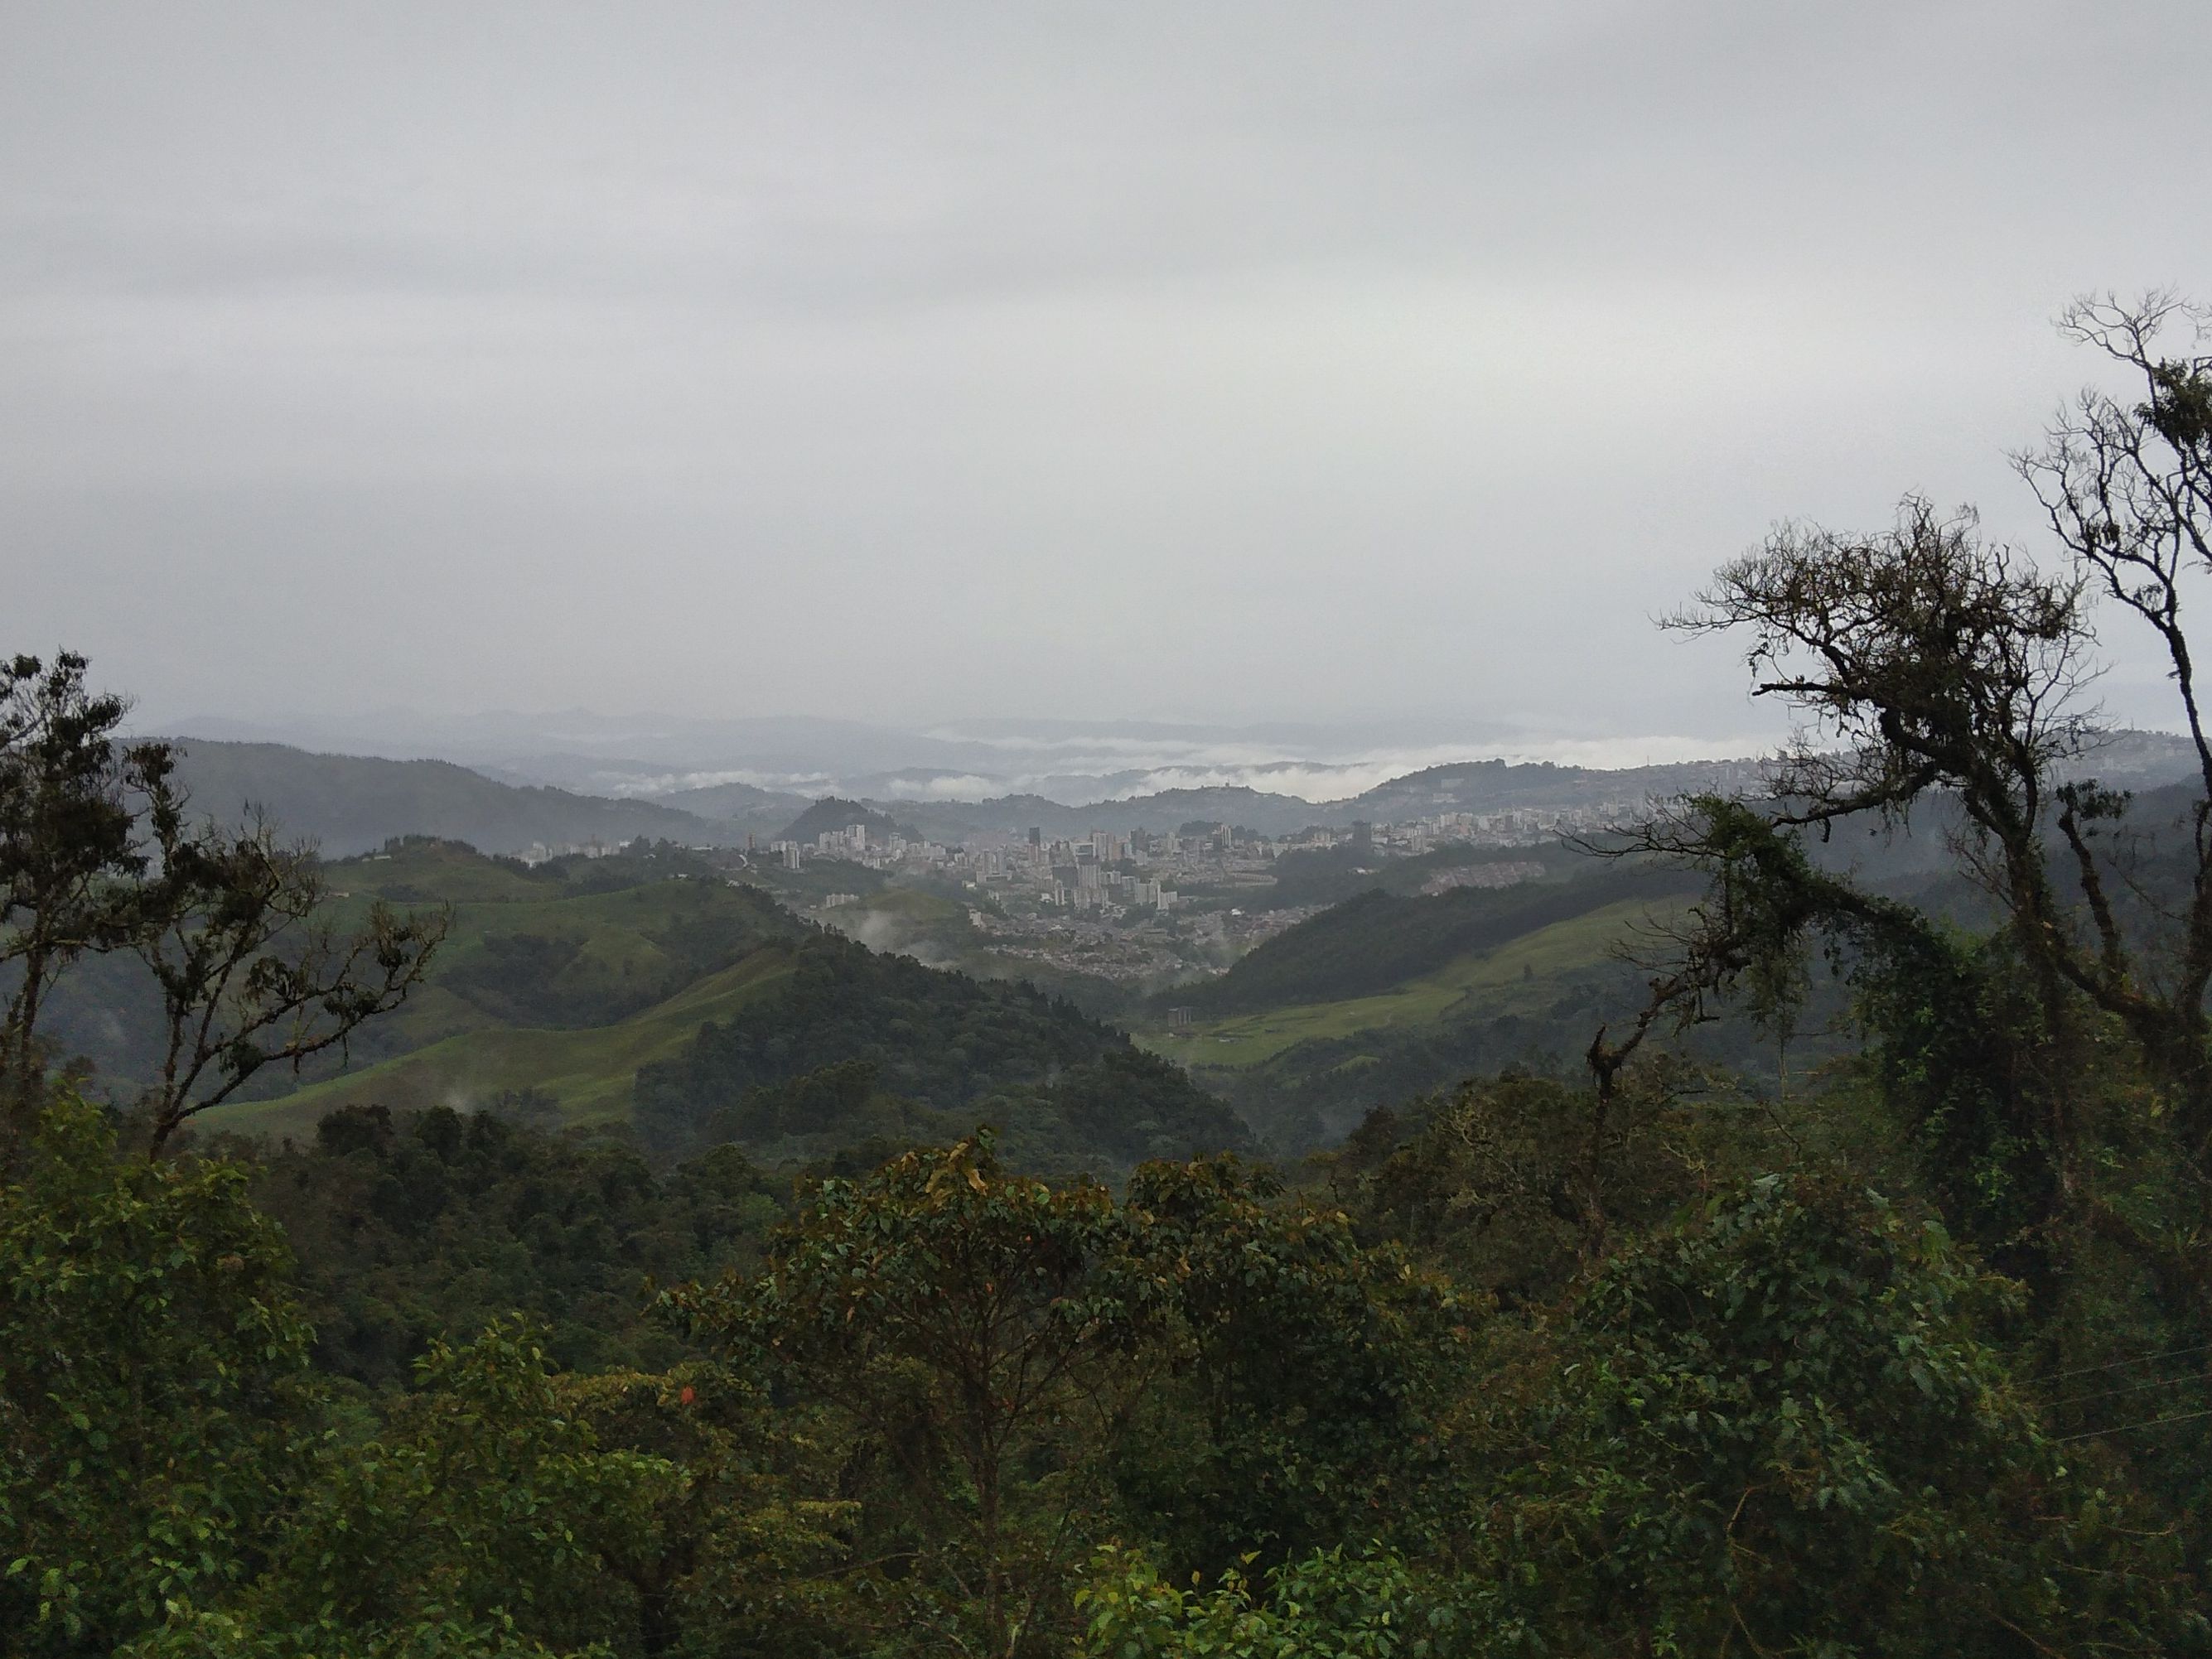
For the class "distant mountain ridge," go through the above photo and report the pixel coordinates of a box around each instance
[168,740,727,857]
[776,797,920,845]
[159,731,2208,861]
[658,779,814,822]
[871,760,1779,840]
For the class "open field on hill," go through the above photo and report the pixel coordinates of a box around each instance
[1138,896,1678,1069]
[200,948,805,1141]
[176,839,807,1136]
[185,838,1244,1170]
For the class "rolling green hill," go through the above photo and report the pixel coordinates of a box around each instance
[31,837,785,1095]
[1151,896,1673,1070]
[1134,862,1736,1150]
[194,840,1242,1173]
[775,795,919,844]
[199,947,807,1141]
[1164,860,1702,1019]
[294,838,805,1052]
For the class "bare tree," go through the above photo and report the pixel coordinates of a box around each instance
[0,654,167,1155]
[1620,297,2212,1116]
[2014,291,2212,1126]
[0,650,445,1159]
[133,784,445,1157]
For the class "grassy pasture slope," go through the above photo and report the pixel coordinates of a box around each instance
[1128,868,1705,1150]
[1145,897,1677,1070]
[197,840,807,1135]
[312,842,799,1037]
[200,948,804,1141]
[1166,862,1699,1020]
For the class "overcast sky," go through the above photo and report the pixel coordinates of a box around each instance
[6,2,2210,749]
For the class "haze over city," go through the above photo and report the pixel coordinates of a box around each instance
[9,1,2212,762]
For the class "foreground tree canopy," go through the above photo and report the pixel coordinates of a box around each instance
[7,292,2212,1656]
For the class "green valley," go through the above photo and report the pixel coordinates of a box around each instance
[267,837,1710,1165]
[190,837,1244,1173]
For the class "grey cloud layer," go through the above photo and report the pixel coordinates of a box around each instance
[5,2,2208,736]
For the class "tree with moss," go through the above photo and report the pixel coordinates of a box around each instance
[1605,296,2212,1327]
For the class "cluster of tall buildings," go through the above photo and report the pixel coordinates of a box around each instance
[752,798,1640,921]
[766,823,954,871]
[1029,829,1178,914]
[1367,803,1649,854]
[757,821,1204,917]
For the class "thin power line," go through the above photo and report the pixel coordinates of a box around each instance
[2049,1373,2207,1411]
[2032,1342,2212,1383]
[2053,1406,2212,1444]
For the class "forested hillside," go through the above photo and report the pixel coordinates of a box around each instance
[773,795,917,844]
[634,931,1247,1169]
[655,777,813,822]
[241,1102,790,1387]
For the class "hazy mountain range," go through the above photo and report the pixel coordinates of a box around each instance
[167,742,741,856]
[163,709,1780,808]
[162,738,1759,857]
[158,726,2208,860]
